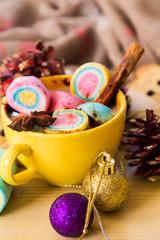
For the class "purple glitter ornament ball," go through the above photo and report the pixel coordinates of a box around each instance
[49,193,94,237]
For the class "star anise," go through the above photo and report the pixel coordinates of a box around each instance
[8,111,56,132]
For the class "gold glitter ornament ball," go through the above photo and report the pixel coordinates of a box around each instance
[82,152,130,212]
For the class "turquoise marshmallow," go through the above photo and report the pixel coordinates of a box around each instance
[11,111,19,117]
[0,148,17,213]
[77,102,114,124]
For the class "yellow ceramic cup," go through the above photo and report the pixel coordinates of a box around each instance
[0,91,126,187]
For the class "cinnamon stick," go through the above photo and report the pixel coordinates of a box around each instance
[96,42,144,106]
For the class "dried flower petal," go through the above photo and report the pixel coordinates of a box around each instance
[0,40,65,96]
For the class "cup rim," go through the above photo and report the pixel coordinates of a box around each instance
[1,90,126,138]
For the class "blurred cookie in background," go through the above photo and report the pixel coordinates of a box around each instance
[127,64,160,103]
[126,64,160,113]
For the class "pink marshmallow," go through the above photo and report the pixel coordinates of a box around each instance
[49,91,85,111]
[6,76,51,114]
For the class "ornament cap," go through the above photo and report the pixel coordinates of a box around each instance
[97,152,115,175]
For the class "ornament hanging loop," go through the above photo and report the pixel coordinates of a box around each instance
[98,152,115,175]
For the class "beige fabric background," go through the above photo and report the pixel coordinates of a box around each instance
[0,0,160,71]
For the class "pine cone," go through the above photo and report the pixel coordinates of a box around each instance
[0,40,65,96]
[123,109,160,177]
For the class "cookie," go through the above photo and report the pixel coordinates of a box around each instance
[127,64,160,103]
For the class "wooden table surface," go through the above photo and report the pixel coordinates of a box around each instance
[0,100,160,240]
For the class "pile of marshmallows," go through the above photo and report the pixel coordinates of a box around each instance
[6,63,114,133]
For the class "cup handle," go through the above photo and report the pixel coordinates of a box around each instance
[0,143,41,185]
